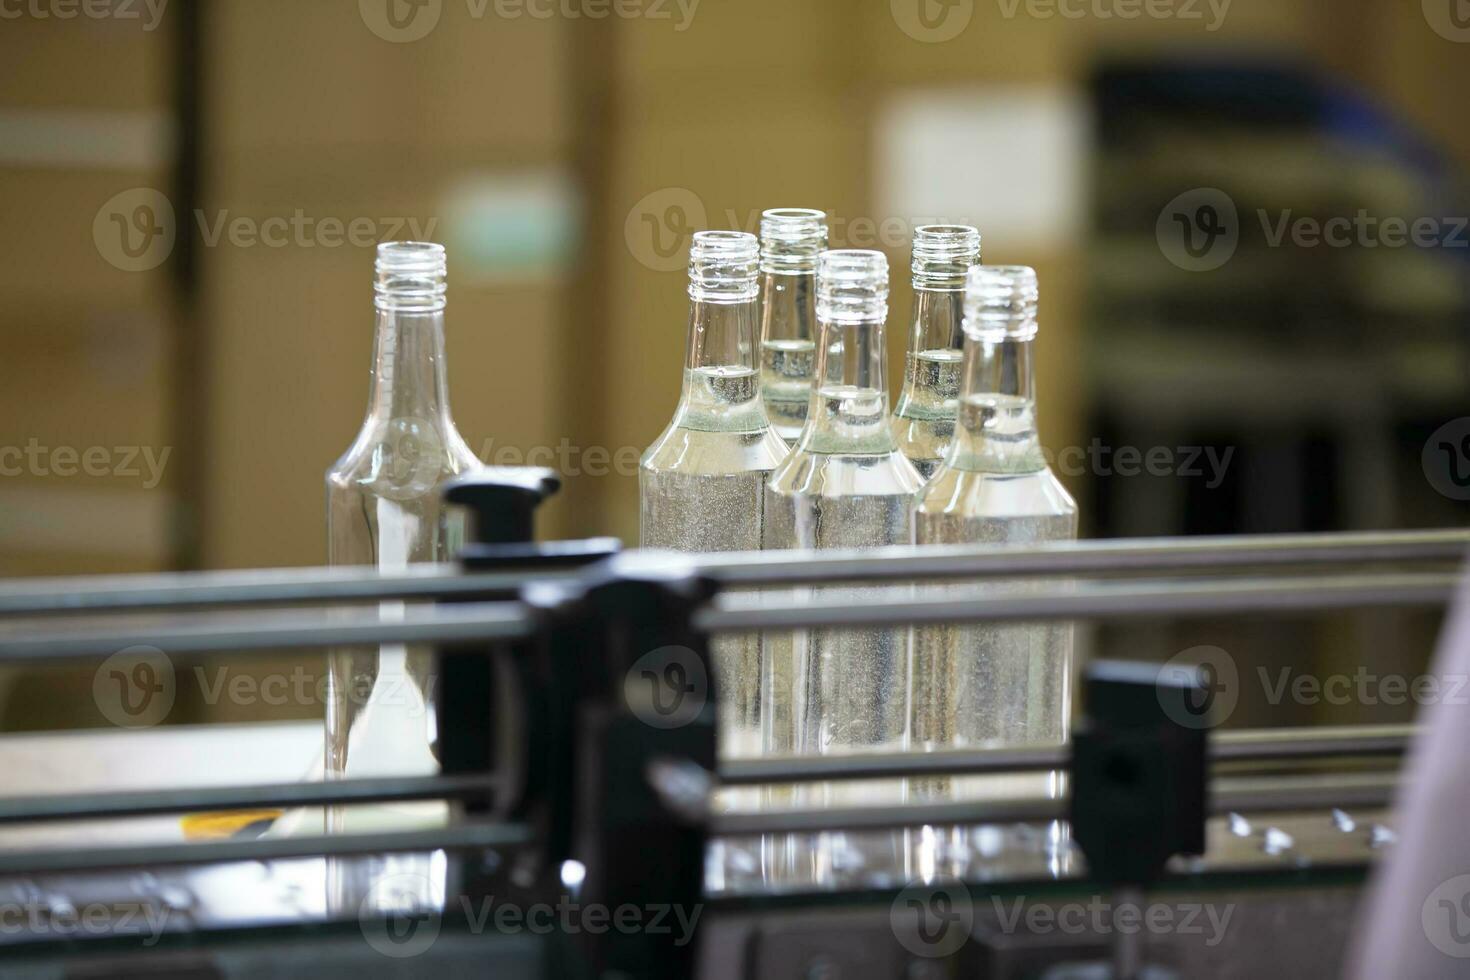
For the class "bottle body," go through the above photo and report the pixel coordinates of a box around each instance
[892,226,981,479]
[757,209,827,445]
[324,243,479,914]
[640,232,788,763]
[764,250,923,759]
[913,267,1077,808]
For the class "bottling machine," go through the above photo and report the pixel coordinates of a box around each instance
[0,469,1457,979]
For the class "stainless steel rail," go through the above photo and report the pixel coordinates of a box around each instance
[0,822,533,878]
[710,773,1399,836]
[699,573,1459,633]
[717,725,1413,786]
[0,530,1461,617]
[0,601,534,664]
[0,774,498,826]
[696,529,1470,586]
[0,573,1452,663]
[0,728,1407,828]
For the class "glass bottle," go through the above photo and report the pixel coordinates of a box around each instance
[757,208,827,445]
[763,250,923,883]
[323,242,481,909]
[892,225,982,480]
[640,230,790,763]
[912,265,1077,804]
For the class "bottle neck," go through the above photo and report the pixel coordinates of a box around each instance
[683,296,758,376]
[908,287,966,355]
[895,287,967,419]
[365,308,453,426]
[760,271,817,346]
[801,316,896,453]
[676,296,764,432]
[949,334,1044,472]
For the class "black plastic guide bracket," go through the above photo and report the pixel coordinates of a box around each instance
[1066,660,1209,980]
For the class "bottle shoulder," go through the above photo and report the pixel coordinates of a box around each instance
[327,416,482,498]
[917,464,1077,519]
[768,448,924,498]
[641,421,789,476]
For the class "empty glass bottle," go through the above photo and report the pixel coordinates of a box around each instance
[892,225,981,479]
[757,208,827,445]
[324,242,480,910]
[640,230,790,761]
[912,265,1077,787]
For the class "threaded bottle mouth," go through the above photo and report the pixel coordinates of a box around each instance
[760,208,828,274]
[964,265,1038,341]
[817,249,889,323]
[375,241,447,312]
[912,224,981,290]
[689,230,759,303]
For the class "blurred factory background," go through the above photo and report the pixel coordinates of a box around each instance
[1,0,1467,728]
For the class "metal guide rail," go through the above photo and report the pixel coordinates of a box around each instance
[0,471,1457,978]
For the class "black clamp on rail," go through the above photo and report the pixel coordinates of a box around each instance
[434,469,620,904]
[519,552,718,980]
[1070,660,1209,888]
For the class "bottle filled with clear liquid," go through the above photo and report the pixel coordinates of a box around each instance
[912,265,1077,812]
[323,242,481,912]
[892,225,981,480]
[757,208,827,445]
[763,250,923,883]
[640,230,789,764]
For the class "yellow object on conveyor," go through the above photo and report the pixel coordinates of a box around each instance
[180,810,282,840]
